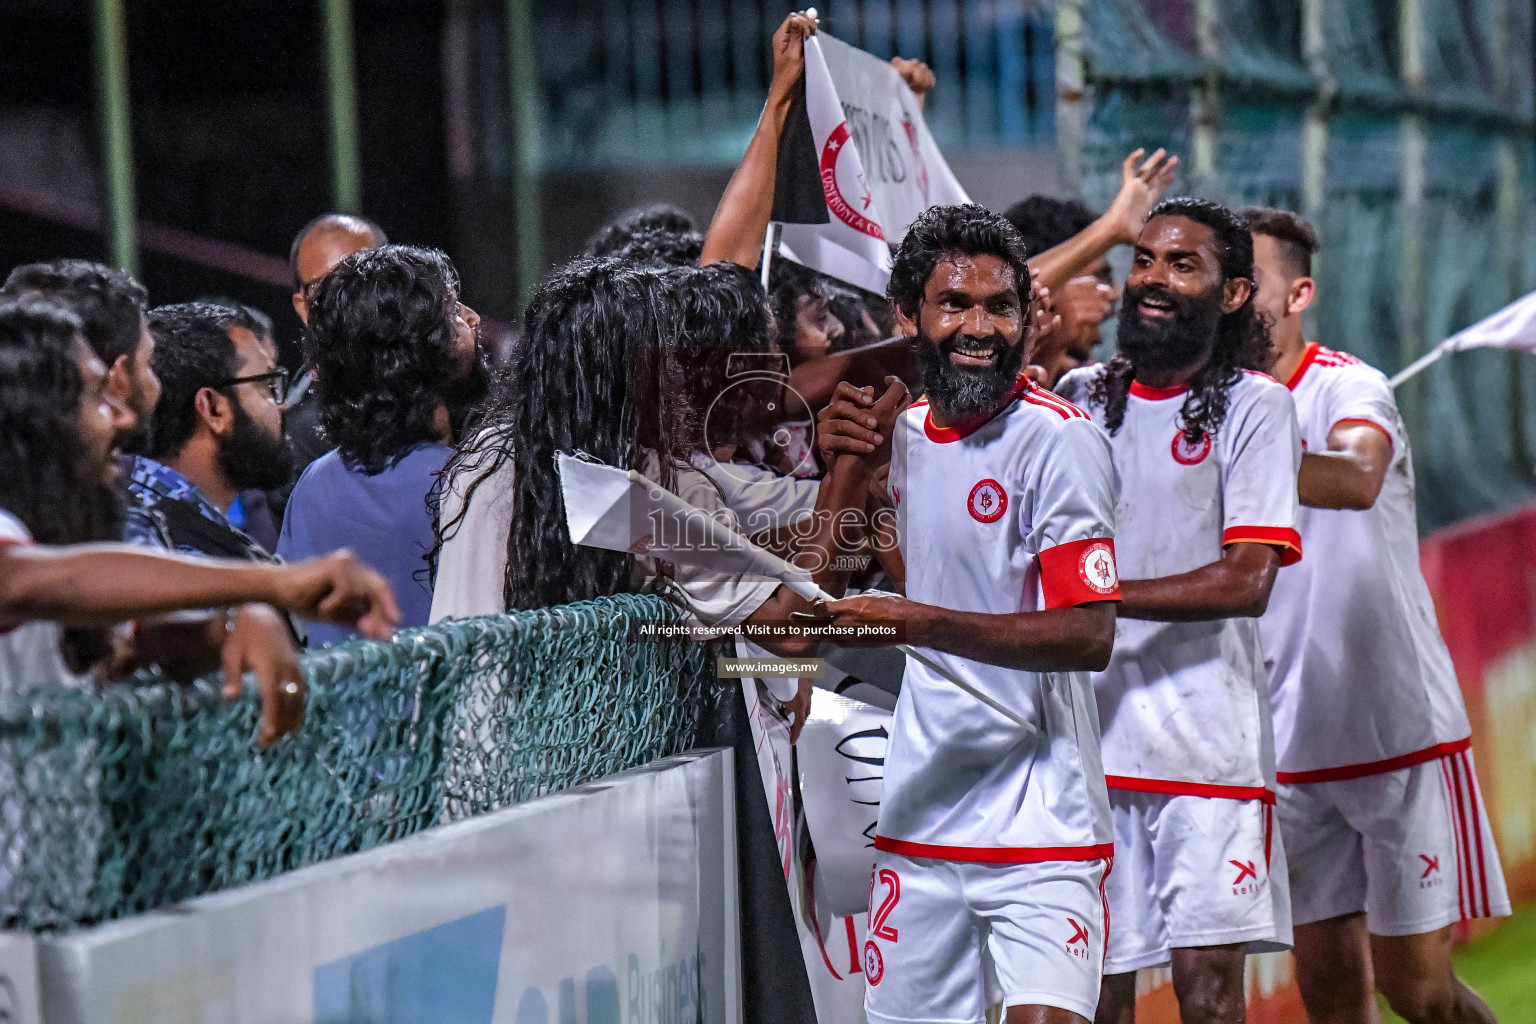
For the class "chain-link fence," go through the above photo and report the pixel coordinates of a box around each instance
[0,594,714,931]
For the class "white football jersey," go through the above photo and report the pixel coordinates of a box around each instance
[876,377,1121,861]
[1056,367,1302,797]
[1260,343,1470,780]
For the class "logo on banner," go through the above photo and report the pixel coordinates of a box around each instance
[863,941,885,984]
[820,122,885,240]
[1172,430,1213,466]
[1079,542,1119,594]
[967,479,1008,523]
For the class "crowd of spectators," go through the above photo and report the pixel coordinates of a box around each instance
[0,11,1166,754]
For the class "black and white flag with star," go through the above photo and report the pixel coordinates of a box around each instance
[771,33,970,294]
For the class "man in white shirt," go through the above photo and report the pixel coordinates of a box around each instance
[823,204,1121,1024]
[1056,197,1302,1024]
[1245,206,1507,1024]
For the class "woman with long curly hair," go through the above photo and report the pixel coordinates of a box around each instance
[1054,196,1303,1024]
[279,244,487,646]
[430,257,878,654]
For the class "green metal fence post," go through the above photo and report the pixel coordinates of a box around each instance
[322,0,362,213]
[92,0,137,276]
[1054,0,1086,198]
[506,0,542,305]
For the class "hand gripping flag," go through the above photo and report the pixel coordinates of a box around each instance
[771,33,970,294]
[555,453,1033,730]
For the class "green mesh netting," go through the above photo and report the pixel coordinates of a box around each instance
[0,594,714,932]
[1078,0,1536,532]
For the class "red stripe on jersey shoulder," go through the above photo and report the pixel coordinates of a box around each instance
[1106,775,1277,803]
[1022,381,1089,420]
[1313,345,1362,366]
[874,836,1116,864]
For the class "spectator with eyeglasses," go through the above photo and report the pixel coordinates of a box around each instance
[123,302,293,564]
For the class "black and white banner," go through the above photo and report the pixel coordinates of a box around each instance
[773,33,970,293]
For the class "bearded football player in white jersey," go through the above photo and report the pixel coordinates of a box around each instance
[1055,197,1303,1024]
[819,204,1122,1024]
[1242,206,1509,1024]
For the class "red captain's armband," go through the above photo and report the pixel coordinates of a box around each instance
[1039,538,1121,609]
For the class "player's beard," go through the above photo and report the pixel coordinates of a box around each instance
[1116,283,1222,374]
[914,328,1026,423]
[218,401,295,492]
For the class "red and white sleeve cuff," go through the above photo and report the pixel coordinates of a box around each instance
[1222,526,1302,566]
[1038,537,1121,609]
[1331,417,1394,452]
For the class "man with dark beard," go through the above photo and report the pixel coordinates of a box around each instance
[819,204,1121,1024]
[1053,197,1302,1024]
[125,302,293,562]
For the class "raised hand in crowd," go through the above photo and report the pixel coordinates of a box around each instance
[1028,147,1179,294]
[891,56,936,107]
[700,9,818,269]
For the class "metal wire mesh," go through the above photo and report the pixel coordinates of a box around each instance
[0,594,714,931]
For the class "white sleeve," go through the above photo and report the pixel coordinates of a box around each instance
[429,453,517,622]
[1051,367,1097,407]
[0,509,34,633]
[1026,417,1123,608]
[1325,365,1405,455]
[1220,380,1303,565]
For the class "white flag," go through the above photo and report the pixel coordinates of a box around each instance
[774,33,970,293]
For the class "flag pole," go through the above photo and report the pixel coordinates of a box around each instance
[1389,342,1451,389]
[760,222,779,290]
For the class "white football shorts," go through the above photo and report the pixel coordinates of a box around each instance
[862,849,1111,1024]
[1102,790,1292,974]
[1278,746,1510,936]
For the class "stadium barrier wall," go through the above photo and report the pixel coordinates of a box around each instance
[7,748,738,1024]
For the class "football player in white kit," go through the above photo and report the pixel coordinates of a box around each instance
[1055,197,1302,1024]
[1244,207,1509,1024]
[820,205,1122,1024]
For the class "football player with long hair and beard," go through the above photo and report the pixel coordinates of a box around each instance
[1055,197,1303,1024]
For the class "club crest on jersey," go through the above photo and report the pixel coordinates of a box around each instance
[1079,541,1119,594]
[863,940,885,984]
[967,479,1008,523]
[1171,429,1213,466]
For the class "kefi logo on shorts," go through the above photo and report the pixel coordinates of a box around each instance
[967,478,1008,523]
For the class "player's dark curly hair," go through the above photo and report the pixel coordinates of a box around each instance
[305,245,463,474]
[888,204,1033,318]
[1090,197,1273,442]
[673,261,776,453]
[1002,195,1097,259]
[583,204,703,265]
[144,302,244,460]
[0,298,124,672]
[435,258,696,611]
[1,258,147,365]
